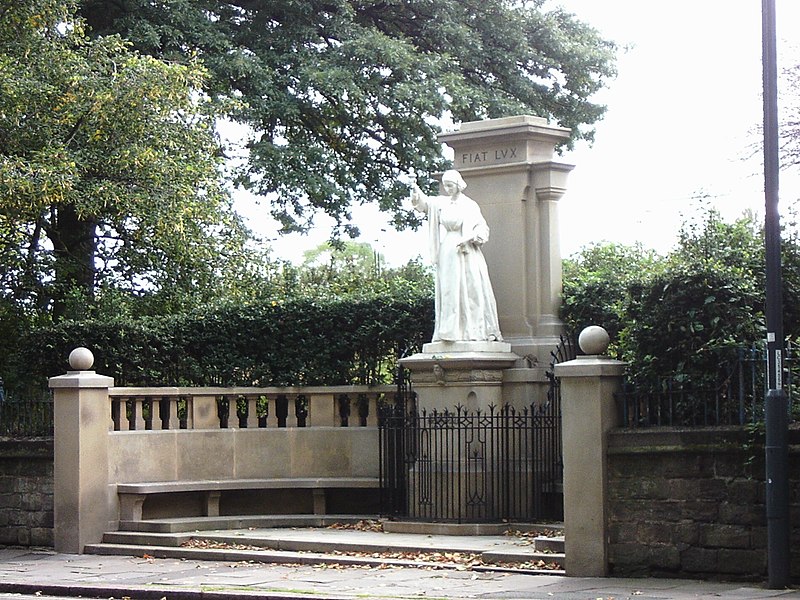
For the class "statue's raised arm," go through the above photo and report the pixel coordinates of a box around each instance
[409,183,425,210]
[412,170,502,343]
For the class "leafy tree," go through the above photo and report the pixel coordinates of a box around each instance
[671,206,764,283]
[0,0,263,321]
[301,241,382,283]
[561,242,662,348]
[779,61,800,170]
[561,208,770,386]
[285,241,433,301]
[79,0,618,235]
[628,209,767,383]
[621,262,763,386]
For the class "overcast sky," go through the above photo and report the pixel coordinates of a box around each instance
[556,0,800,258]
[233,1,800,265]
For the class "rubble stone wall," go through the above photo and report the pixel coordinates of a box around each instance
[606,427,800,581]
[0,438,54,547]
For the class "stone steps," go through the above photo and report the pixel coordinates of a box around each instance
[118,513,373,533]
[85,517,565,574]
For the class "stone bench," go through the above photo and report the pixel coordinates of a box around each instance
[117,477,380,521]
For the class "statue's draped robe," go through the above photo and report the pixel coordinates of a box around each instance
[414,193,502,342]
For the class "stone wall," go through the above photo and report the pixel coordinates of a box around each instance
[607,427,800,581]
[0,438,54,547]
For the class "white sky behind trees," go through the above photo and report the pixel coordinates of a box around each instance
[232,1,800,266]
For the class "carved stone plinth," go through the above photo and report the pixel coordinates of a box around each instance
[400,341,518,412]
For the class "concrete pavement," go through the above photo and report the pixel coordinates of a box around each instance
[0,540,798,600]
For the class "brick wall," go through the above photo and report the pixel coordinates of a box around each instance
[607,427,800,581]
[0,438,54,547]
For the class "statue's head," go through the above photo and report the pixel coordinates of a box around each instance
[441,170,467,192]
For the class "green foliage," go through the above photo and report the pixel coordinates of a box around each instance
[621,208,766,383]
[561,207,774,387]
[10,291,434,393]
[80,0,618,235]
[672,207,764,282]
[777,205,800,339]
[621,262,763,385]
[5,251,434,393]
[300,241,384,290]
[0,0,265,321]
[294,241,433,299]
[561,242,662,347]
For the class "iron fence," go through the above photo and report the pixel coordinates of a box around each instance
[616,342,799,428]
[379,338,572,524]
[379,401,563,524]
[0,392,54,437]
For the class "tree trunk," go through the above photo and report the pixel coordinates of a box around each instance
[48,204,97,321]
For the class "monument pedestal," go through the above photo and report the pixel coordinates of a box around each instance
[400,342,517,522]
[400,341,518,412]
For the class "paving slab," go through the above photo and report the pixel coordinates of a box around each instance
[0,547,799,600]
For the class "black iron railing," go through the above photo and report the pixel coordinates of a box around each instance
[616,342,799,428]
[379,401,562,523]
[0,392,54,437]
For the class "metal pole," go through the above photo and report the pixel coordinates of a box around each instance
[761,0,790,588]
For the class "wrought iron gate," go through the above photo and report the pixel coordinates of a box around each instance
[379,400,562,523]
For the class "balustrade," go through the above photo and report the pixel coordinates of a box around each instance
[107,386,394,431]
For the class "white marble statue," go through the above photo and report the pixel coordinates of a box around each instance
[410,170,503,343]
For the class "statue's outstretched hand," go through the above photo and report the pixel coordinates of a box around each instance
[409,184,425,208]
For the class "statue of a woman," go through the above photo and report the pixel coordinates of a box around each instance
[411,170,503,343]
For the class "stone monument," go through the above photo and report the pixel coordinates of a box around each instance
[439,115,573,363]
[401,115,573,412]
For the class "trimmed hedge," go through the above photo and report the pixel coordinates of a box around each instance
[12,294,434,389]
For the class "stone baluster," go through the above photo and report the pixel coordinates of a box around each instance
[152,397,166,430]
[132,397,146,430]
[366,393,380,427]
[246,396,259,428]
[166,395,180,429]
[118,399,132,431]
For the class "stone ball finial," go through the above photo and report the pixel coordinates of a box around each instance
[68,347,94,371]
[578,326,610,356]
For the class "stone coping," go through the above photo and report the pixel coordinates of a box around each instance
[108,384,396,397]
[553,355,625,378]
[399,351,519,371]
[117,477,380,494]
